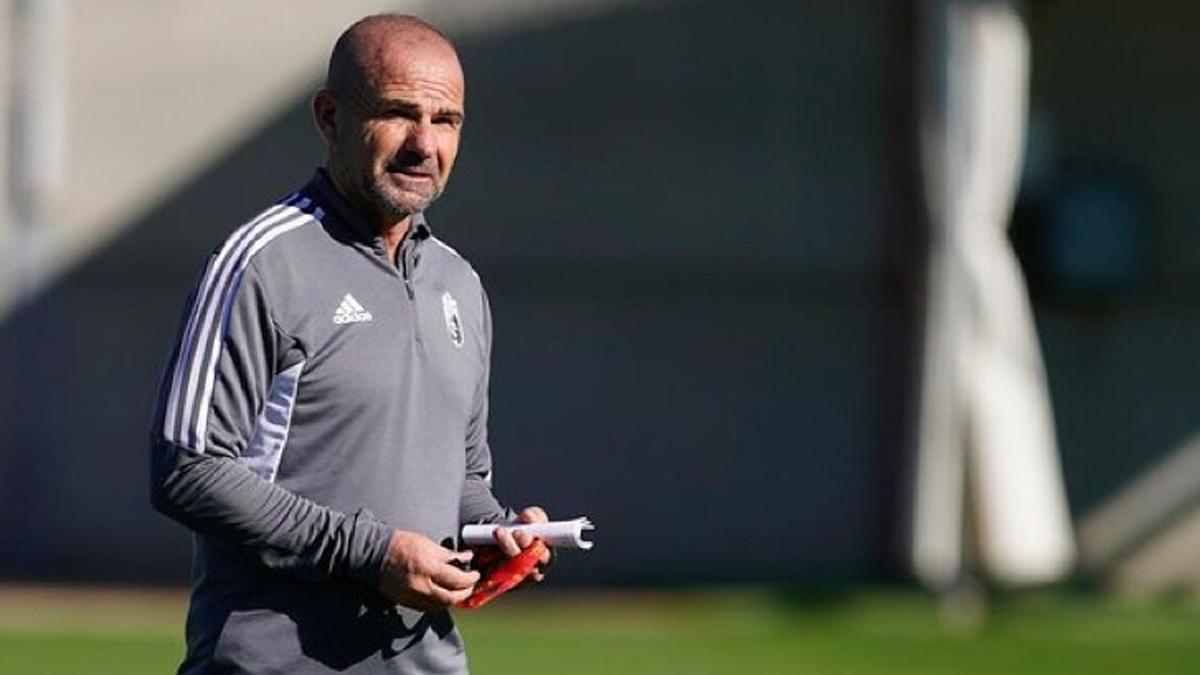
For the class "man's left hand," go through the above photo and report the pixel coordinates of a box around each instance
[492,506,553,583]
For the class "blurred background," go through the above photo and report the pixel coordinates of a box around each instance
[1,0,1200,673]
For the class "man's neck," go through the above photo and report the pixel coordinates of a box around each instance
[379,219,412,265]
[326,166,412,263]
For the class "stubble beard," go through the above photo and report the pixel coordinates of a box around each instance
[328,152,443,225]
[363,167,441,222]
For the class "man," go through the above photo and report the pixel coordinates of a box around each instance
[150,14,549,674]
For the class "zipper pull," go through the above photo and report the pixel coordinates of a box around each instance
[400,246,416,300]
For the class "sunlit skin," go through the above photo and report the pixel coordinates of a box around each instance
[310,16,551,610]
[313,19,465,262]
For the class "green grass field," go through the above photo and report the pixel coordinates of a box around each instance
[1,586,1198,674]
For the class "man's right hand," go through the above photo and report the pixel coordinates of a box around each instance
[378,530,480,611]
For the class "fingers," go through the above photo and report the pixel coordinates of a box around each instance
[444,547,474,567]
[497,505,552,560]
[498,506,549,557]
[379,530,485,610]
[519,506,549,523]
[513,528,535,549]
[429,560,480,591]
[426,579,476,607]
[493,526,522,558]
[531,542,553,583]
[398,577,474,611]
[393,564,478,610]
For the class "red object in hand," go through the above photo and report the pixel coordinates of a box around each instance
[457,539,548,609]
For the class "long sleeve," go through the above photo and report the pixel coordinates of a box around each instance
[150,257,392,586]
[459,289,515,526]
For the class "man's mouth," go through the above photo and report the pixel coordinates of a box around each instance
[385,169,436,192]
[391,168,431,178]
[386,159,436,178]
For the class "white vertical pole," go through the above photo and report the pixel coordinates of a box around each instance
[911,0,1074,590]
[0,0,12,307]
[7,0,68,307]
[954,0,1074,585]
[912,0,968,592]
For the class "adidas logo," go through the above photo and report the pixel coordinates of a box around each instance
[333,294,373,325]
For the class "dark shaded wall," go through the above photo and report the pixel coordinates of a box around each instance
[0,0,890,583]
[1023,1,1200,515]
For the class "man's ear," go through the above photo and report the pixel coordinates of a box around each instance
[312,89,338,146]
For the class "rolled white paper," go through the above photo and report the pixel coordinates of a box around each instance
[461,517,594,550]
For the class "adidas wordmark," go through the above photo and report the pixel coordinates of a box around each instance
[333,294,373,324]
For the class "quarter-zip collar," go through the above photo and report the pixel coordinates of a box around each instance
[308,168,432,261]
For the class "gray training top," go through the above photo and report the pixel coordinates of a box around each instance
[151,170,512,675]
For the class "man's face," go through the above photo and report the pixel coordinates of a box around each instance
[323,42,465,222]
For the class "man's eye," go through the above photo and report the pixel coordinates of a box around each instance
[381,108,418,120]
[434,115,463,128]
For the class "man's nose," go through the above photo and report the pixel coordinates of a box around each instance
[405,119,437,159]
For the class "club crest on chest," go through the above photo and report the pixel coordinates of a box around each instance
[441,292,464,348]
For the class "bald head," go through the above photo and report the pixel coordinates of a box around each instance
[313,14,467,237]
[326,14,461,107]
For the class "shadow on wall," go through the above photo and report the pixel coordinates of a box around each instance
[0,0,888,584]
